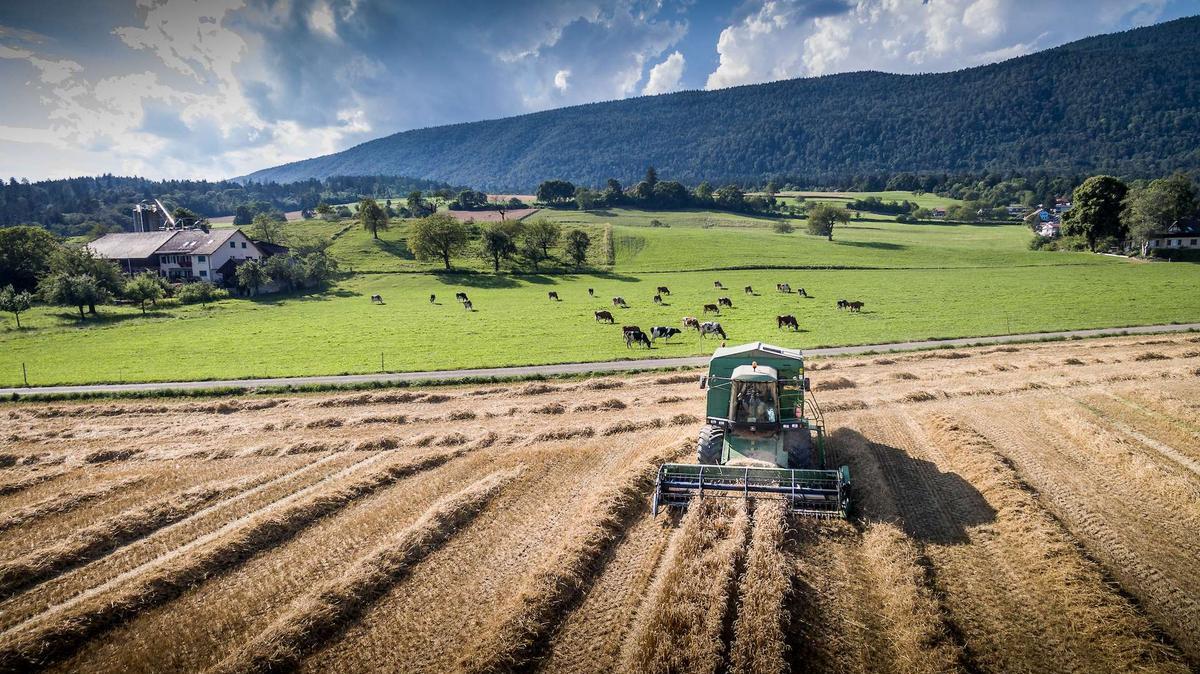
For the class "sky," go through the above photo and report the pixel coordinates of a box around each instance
[1,0,1197,182]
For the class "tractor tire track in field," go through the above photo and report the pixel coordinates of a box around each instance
[1073,393,1200,478]
[958,401,1200,667]
[208,467,522,674]
[0,447,471,672]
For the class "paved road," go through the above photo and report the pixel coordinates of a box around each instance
[4,323,1198,397]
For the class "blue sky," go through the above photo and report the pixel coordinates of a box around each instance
[1,0,1197,181]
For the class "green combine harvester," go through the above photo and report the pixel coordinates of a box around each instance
[652,342,851,517]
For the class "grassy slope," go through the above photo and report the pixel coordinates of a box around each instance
[2,195,1198,386]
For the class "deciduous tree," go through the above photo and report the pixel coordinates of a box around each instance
[1063,175,1128,251]
[0,284,33,328]
[480,222,518,272]
[410,213,468,270]
[0,226,58,292]
[806,202,849,240]
[1124,174,1197,255]
[235,259,270,296]
[358,198,389,240]
[123,272,164,315]
[40,273,110,320]
[565,229,590,268]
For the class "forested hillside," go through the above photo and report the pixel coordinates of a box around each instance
[243,17,1200,191]
[0,174,454,237]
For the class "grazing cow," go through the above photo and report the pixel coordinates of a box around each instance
[588,288,595,297]
[650,326,682,342]
[848,301,865,312]
[699,321,728,340]
[653,294,663,305]
[455,292,469,303]
[370,294,384,304]
[777,283,791,294]
[836,299,849,310]
[612,296,628,308]
[621,325,642,336]
[718,297,733,308]
[656,286,671,295]
[595,310,615,323]
[777,315,799,331]
[548,291,560,301]
[463,300,474,311]
[624,329,652,349]
[744,285,754,295]
[682,316,700,330]
[702,304,720,314]
[797,288,809,298]
[430,294,436,304]
[714,281,724,289]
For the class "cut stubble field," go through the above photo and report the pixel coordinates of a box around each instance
[0,333,1197,673]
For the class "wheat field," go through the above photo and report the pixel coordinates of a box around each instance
[0,334,1197,673]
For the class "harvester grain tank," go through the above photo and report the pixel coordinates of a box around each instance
[652,342,851,517]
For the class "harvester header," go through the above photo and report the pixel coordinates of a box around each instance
[653,342,851,517]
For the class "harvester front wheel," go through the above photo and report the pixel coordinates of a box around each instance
[697,425,723,465]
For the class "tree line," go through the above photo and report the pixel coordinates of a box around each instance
[1039,173,1199,255]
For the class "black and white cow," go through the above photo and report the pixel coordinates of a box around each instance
[650,326,682,342]
[699,321,727,340]
[624,329,652,348]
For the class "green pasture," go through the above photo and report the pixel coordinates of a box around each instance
[2,262,1198,387]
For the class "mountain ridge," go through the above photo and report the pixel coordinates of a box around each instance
[242,16,1200,190]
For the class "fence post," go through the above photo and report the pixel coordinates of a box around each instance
[22,363,28,387]
[381,352,385,373]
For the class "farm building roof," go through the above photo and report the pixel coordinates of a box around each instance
[87,231,178,260]
[156,228,238,255]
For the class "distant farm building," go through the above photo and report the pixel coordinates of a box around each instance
[1147,217,1200,250]
[1024,207,1061,237]
[88,228,278,284]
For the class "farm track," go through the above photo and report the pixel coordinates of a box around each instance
[0,333,1196,672]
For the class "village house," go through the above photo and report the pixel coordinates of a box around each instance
[88,228,275,284]
[1023,206,1061,237]
[1146,216,1200,251]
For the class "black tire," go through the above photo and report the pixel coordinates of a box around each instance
[697,425,724,465]
[785,429,814,469]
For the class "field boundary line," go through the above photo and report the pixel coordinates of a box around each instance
[4,323,1199,397]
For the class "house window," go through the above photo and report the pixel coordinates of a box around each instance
[198,256,205,262]
[1191,239,1197,246]
[199,270,207,277]
[241,242,247,248]
[230,241,236,248]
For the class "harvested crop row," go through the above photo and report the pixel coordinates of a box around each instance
[915,412,1188,673]
[0,475,255,598]
[209,467,522,674]
[0,476,144,533]
[459,441,687,674]
[624,498,749,674]
[959,401,1200,665]
[0,446,472,673]
[730,501,789,674]
[0,470,68,498]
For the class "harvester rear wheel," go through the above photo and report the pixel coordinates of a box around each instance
[697,425,723,465]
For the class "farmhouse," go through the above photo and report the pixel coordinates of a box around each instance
[88,228,273,283]
[1023,207,1061,237]
[1146,216,1200,250]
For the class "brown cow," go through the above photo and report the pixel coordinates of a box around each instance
[777,315,799,331]
[548,291,560,301]
[718,297,733,308]
[703,304,720,314]
[594,310,615,323]
[682,316,700,330]
[848,301,865,312]
[622,325,642,336]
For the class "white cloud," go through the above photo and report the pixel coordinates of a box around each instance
[308,3,338,39]
[706,0,1173,90]
[554,68,571,91]
[643,50,685,94]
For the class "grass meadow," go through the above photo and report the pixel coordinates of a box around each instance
[3,198,1199,386]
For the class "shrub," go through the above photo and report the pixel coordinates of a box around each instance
[177,282,228,305]
[772,220,795,234]
[1028,235,1056,250]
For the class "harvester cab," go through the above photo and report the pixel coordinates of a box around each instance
[652,342,851,517]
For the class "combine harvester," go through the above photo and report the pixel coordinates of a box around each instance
[653,342,851,517]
